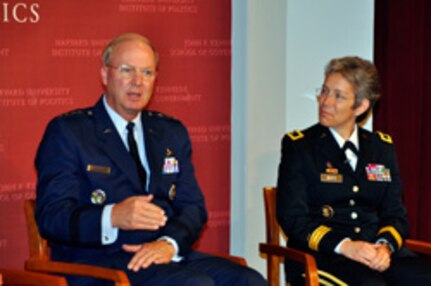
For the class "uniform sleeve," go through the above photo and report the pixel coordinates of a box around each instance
[375,141,409,251]
[35,118,104,246]
[276,135,346,254]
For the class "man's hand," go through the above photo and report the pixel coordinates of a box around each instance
[111,195,167,230]
[123,240,175,271]
[339,240,391,271]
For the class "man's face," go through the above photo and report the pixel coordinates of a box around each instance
[101,39,157,121]
[318,72,367,138]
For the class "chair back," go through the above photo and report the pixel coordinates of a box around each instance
[263,187,281,285]
[264,187,281,246]
[261,187,319,286]
[24,200,50,261]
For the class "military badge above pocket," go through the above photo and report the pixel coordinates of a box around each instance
[321,163,342,183]
[162,157,179,174]
[86,164,111,174]
[365,164,391,182]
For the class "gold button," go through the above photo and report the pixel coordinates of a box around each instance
[352,185,359,193]
[351,212,358,219]
[349,199,356,206]
[169,184,176,201]
[354,227,361,233]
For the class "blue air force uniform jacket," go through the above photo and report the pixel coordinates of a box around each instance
[276,124,409,255]
[35,97,207,262]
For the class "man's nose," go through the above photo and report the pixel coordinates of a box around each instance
[131,72,143,86]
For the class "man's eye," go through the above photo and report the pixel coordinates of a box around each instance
[143,69,153,76]
[120,66,133,73]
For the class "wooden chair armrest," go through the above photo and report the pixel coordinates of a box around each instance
[25,259,130,286]
[210,253,247,266]
[405,239,431,256]
[259,243,319,286]
[0,269,67,286]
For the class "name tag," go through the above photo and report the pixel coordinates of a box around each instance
[321,173,343,183]
[86,164,111,174]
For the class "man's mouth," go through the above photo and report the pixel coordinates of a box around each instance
[127,92,142,98]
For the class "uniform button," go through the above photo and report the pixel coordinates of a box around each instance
[351,212,358,219]
[354,227,361,233]
[352,185,359,193]
[349,199,356,206]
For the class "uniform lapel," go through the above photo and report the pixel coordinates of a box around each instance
[356,128,374,178]
[142,112,165,194]
[92,99,142,191]
[315,125,355,177]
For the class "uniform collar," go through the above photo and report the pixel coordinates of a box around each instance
[102,94,143,138]
[329,125,359,151]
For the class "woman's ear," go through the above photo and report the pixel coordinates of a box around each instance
[355,98,370,117]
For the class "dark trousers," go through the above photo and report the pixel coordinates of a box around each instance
[67,250,267,286]
[287,248,431,286]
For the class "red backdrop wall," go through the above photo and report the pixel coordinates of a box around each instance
[0,0,231,268]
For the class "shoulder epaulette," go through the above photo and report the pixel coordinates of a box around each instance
[286,130,304,141]
[59,108,90,118]
[145,110,178,121]
[376,131,393,144]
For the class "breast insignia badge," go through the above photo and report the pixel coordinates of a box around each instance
[91,189,106,205]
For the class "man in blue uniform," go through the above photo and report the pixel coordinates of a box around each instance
[276,56,431,285]
[35,32,266,286]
